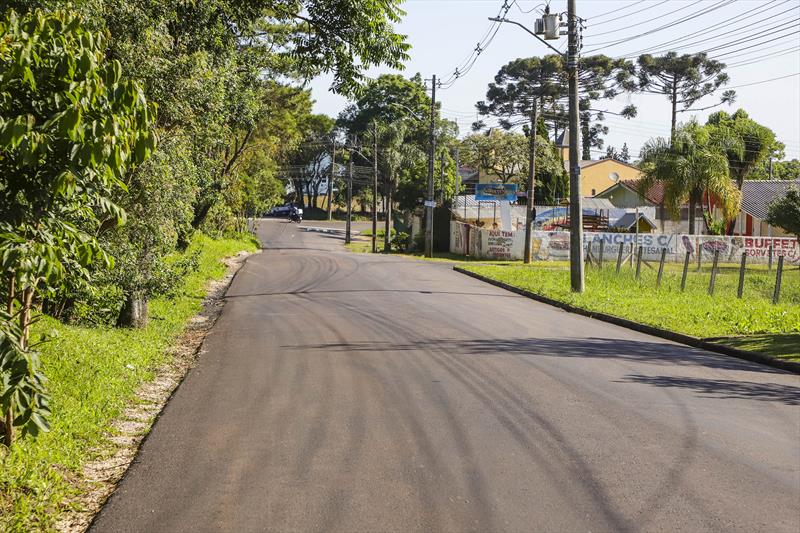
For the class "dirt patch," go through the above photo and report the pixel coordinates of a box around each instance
[55,249,257,533]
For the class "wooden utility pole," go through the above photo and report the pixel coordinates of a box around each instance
[567,0,584,292]
[425,74,436,258]
[327,139,335,220]
[524,99,538,264]
[372,121,378,253]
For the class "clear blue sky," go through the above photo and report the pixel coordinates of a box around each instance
[308,0,800,161]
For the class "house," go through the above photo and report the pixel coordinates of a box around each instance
[595,180,700,234]
[611,212,658,233]
[556,129,642,197]
[725,179,800,237]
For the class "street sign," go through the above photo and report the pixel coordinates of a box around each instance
[424,200,437,207]
[475,183,517,202]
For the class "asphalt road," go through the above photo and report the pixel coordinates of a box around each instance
[92,220,800,533]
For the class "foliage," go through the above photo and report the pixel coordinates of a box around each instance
[459,129,566,203]
[0,9,155,441]
[0,233,257,531]
[390,231,410,252]
[638,122,741,234]
[766,186,800,238]
[705,109,778,190]
[637,52,735,136]
[602,143,631,163]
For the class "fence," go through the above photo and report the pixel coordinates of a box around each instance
[450,221,800,266]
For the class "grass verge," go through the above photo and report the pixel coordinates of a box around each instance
[460,262,800,363]
[0,232,258,532]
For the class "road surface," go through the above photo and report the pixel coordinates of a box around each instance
[92,220,800,532]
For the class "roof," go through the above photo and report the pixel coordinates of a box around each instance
[611,212,658,231]
[619,179,665,204]
[556,129,569,148]
[582,197,616,210]
[741,179,800,219]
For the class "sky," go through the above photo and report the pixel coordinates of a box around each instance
[307,0,800,161]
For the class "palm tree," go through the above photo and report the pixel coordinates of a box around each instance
[638,122,741,235]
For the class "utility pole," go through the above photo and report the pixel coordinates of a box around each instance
[328,139,335,220]
[567,0,584,292]
[372,120,378,254]
[345,160,353,244]
[524,99,538,264]
[425,74,437,258]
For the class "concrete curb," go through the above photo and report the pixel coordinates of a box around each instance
[300,226,360,236]
[453,266,800,375]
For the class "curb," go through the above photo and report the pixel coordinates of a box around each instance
[300,226,360,236]
[453,266,800,375]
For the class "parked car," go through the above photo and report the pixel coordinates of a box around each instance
[267,204,294,217]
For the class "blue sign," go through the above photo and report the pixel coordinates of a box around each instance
[475,183,517,201]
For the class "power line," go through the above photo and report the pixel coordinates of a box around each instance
[586,0,701,38]
[583,0,737,53]
[587,0,654,25]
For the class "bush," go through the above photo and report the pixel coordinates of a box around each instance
[391,231,410,252]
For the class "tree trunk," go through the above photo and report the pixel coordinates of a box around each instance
[670,79,678,140]
[118,293,148,328]
[2,276,14,446]
[688,189,698,235]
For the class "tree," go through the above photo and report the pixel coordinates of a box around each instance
[0,10,155,444]
[638,122,740,235]
[637,52,735,137]
[460,131,529,185]
[476,54,637,158]
[620,143,630,163]
[766,187,800,239]
[706,109,778,190]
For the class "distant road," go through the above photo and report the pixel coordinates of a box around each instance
[92,219,800,532]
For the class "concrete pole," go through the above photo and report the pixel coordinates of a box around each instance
[568,0,584,292]
[425,74,437,258]
[328,139,335,220]
[372,121,378,254]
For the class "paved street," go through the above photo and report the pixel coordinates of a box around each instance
[92,220,800,533]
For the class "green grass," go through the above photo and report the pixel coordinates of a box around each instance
[461,261,800,362]
[0,233,258,532]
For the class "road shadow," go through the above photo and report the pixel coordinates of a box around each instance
[617,374,800,406]
[290,336,789,375]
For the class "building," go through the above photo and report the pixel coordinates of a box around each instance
[724,179,800,237]
[594,179,698,234]
[556,130,642,197]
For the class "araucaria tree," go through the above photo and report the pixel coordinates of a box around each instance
[477,54,637,159]
[0,10,156,444]
[637,52,735,137]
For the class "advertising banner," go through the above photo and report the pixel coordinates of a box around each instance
[475,183,518,202]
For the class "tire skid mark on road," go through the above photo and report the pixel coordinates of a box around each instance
[292,295,370,533]
[354,299,633,532]
[333,299,500,532]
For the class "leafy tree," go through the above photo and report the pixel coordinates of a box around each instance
[637,52,735,137]
[620,143,631,163]
[601,143,631,164]
[638,122,740,235]
[772,159,800,181]
[766,186,800,239]
[0,10,155,444]
[706,109,778,190]
[460,131,529,185]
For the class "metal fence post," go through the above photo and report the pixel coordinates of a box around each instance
[616,243,624,274]
[708,250,720,295]
[635,246,643,280]
[681,251,690,291]
[629,242,635,268]
[737,252,746,299]
[773,255,784,304]
[656,248,666,287]
[768,245,773,270]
